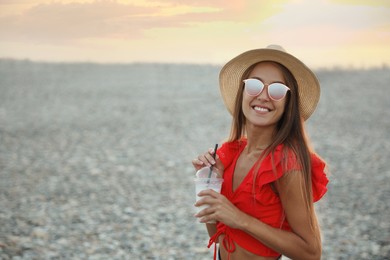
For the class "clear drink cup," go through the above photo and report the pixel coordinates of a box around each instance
[194,167,223,223]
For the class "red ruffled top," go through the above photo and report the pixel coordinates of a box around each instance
[208,139,328,258]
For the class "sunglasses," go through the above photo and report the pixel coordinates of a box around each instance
[243,78,290,101]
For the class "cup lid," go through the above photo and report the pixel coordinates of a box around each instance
[195,166,220,178]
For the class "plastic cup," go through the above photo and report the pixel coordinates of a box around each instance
[194,175,223,223]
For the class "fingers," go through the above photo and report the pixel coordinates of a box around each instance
[194,195,224,223]
[194,192,230,223]
[194,197,216,217]
[197,189,219,198]
[205,148,217,165]
[194,191,220,213]
[192,148,218,168]
[195,206,216,223]
[192,158,205,168]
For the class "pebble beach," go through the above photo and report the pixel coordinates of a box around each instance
[0,59,389,259]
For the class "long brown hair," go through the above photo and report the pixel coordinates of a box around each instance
[228,61,319,237]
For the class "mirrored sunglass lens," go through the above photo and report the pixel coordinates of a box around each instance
[269,83,288,100]
[245,79,264,96]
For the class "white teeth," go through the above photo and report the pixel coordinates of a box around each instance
[254,106,269,112]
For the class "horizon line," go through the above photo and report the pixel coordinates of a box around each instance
[0,57,388,71]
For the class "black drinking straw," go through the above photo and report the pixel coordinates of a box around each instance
[207,143,219,183]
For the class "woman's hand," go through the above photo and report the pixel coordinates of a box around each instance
[192,148,224,176]
[194,189,248,229]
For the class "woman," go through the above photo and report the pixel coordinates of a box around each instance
[192,45,329,260]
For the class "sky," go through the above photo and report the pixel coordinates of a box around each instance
[0,0,389,68]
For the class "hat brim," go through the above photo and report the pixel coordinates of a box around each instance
[219,48,320,120]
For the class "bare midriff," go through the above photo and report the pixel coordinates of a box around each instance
[218,235,279,260]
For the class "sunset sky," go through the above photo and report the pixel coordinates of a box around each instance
[0,0,389,68]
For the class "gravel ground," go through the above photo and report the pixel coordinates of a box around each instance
[0,59,389,259]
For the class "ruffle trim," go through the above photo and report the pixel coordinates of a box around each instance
[311,154,329,202]
[218,139,328,202]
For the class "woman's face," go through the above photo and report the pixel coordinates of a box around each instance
[242,62,288,129]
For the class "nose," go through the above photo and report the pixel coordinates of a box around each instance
[256,85,270,101]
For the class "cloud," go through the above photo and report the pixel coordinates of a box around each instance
[262,0,389,45]
[0,1,162,42]
[0,0,288,43]
[0,0,33,4]
[328,0,390,7]
[0,0,388,66]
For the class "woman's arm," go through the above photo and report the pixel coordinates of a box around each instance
[239,170,321,259]
[196,170,322,260]
[206,223,217,238]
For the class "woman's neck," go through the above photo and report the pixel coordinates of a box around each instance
[245,124,275,154]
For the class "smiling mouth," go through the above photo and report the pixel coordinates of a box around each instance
[253,106,270,112]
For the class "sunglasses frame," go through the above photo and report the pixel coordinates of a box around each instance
[243,78,290,101]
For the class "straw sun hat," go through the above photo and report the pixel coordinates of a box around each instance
[219,45,320,120]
